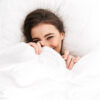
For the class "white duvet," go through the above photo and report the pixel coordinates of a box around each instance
[0,42,100,100]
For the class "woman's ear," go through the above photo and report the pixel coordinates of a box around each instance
[60,32,65,40]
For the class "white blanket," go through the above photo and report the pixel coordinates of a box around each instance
[0,43,100,100]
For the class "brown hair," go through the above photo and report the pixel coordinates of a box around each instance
[22,9,65,42]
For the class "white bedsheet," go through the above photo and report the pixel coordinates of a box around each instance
[0,43,100,100]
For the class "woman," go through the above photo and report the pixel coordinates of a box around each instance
[22,9,80,70]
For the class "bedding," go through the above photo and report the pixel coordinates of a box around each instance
[0,0,100,99]
[0,43,100,100]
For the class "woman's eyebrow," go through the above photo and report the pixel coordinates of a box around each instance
[44,33,54,37]
[32,38,40,40]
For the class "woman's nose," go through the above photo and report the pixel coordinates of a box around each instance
[39,41,46,47]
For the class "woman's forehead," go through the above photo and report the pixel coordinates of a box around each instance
[31,23,59,37]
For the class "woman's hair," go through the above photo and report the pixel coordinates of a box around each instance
[22,9,65,42]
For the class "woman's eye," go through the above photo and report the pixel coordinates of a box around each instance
[32,40,39,43]
[47,36,53,40]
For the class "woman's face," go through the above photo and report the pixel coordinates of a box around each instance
[31,23,64,53]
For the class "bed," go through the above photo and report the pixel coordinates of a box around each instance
[0,0,100,100]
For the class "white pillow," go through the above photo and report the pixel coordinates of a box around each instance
[61,0,100,56]
[0,0,63,50]
[0,0,100,56]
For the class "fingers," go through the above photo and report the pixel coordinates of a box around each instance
[37,42,42,54]
[62,50,80,70]
[28,42,42,54]
[74,56,80,63]
[66,55,72,66]
[64,55,74,70]
[62,50,69,60]
[28,42,39,54]
[67,56,75,70]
